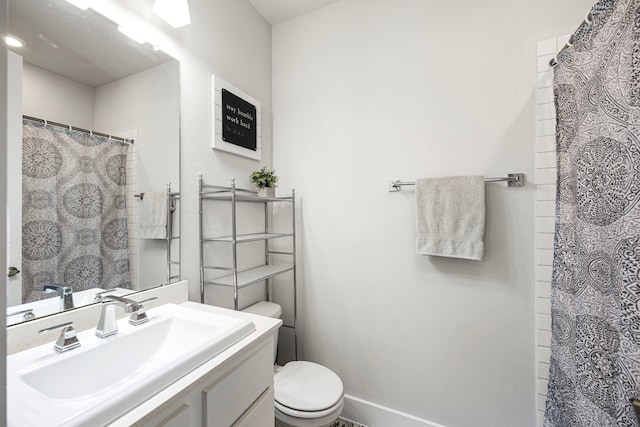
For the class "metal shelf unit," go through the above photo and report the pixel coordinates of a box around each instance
[199,175,298,359]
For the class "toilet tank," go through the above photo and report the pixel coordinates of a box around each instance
[242,301,282,319]
[242,301,282,362]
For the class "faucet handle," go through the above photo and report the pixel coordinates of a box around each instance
[128,297,158,326]
[38,321,81,353]
[101,295,140,313]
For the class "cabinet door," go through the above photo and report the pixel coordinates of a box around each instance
[203,342,273,427]
[232,388,274,427]
[149,404,191,427]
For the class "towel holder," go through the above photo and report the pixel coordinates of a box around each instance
[388,173,525,192]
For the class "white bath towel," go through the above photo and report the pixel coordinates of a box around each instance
[415,176,485,261]
[139,192,167,239]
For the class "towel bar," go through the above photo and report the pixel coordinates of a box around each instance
[388,173,525,192]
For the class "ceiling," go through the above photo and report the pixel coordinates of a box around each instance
[249,0,342,25]
[8,0,172,88]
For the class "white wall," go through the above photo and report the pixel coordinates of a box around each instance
[22,63,95,129]
[1,0,9,421]
[6,52,22,306]
[94,61,180,290]
[94,62,180,196]
[272,1,593,426]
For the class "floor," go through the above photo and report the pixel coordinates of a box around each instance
[332,417,368,427]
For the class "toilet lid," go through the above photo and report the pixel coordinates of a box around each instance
[274,361,343,412]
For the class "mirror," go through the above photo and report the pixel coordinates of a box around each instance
[5,0,181,325]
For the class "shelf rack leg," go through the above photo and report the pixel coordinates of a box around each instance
[166,183,172,284]
[231,179,239,311]
[199,175,205,303]
[292,189,298,361]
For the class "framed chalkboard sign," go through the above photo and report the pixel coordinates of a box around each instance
[212,76,261,160]
[222,89,257,151]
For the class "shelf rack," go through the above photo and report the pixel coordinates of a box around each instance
[199,175,298,360]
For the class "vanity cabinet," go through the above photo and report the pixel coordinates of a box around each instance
[231,388,275,427]
[148,405,190,427]
[203,339,273,426]
[128,339,274,427]
[102,301,281,427]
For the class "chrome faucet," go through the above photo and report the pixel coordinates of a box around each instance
[43,284,74,311]
[95,295,157,338]
[7,308,35,320]
[93,288,119,303]
[39,321,80,353]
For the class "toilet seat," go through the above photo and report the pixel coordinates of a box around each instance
[274,361,344,419]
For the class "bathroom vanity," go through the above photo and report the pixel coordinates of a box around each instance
[110,302,281,427]
[7,287,281,427]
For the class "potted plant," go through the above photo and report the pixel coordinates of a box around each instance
[250,166,279,197]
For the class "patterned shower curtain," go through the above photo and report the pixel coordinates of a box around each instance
[21,120,131,304]
[545,0,640,425]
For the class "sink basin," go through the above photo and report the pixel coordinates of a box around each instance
[7,287,134,326]
[7,303,255,426]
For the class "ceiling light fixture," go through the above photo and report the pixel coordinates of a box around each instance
[152,0,191,28]
[4,34,25,48]
[65,0,89,11]
[117,25,146,44]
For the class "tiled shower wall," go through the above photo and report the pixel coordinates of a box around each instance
[535,36,569,426]
[124,132,139,290]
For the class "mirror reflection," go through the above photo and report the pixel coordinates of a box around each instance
[6,0,181,326]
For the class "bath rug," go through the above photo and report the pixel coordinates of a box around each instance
[332,417,368,427]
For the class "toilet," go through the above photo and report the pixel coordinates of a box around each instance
[242,301,344,427]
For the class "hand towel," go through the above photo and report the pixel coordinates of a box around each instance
[139,192,167,239]
[415,176,485,261]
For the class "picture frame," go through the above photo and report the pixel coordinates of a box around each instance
[211,75,261,161]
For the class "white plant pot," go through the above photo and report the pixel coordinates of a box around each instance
[258,187,275,198]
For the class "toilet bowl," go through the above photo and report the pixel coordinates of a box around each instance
[243,302,344,427]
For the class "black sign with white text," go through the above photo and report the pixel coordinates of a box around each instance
[222,88,257,151]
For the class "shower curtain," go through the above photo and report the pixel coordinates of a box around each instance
[545,0,640,425]
[21,120,131,304]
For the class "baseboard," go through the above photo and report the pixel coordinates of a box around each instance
[341,395,447,427]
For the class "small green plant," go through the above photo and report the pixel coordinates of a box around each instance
[250,166,279,188]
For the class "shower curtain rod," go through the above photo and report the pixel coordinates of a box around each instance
[549,10,593,67]
[22,115,135,144]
